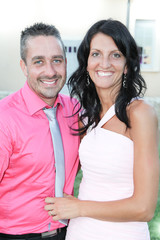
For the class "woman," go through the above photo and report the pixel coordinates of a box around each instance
[45,19,159,240]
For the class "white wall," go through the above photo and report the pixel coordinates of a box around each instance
[129,0,160,97]
[1,0,160,97]
[0,0,127,93]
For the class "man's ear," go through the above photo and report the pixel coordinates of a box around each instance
[20,59,28,77]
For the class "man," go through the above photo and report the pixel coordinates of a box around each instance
[0,23,79,240]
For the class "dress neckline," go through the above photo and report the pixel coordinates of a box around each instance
[97,104,115,128]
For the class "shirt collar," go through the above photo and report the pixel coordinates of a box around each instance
[22,81,64,115]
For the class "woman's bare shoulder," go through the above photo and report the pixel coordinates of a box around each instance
[128,99,158,123]
[127,99,158,141]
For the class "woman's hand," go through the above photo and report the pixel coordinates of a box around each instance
[44,194,81,221]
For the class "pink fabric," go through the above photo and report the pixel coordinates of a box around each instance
[0,82,79,234]
[66,104,150,240]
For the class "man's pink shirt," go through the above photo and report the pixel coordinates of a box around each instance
[0,82,79,234]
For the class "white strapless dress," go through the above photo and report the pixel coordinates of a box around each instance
[66,105,150,240]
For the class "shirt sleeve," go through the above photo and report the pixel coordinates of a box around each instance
[0,126,13,182]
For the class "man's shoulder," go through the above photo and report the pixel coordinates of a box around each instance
[58,94,80,119]
[58,93,72,101]
[0,89,22,115]
[58,94,78,107]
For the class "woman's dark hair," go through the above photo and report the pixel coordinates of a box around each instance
[68,19,147,135]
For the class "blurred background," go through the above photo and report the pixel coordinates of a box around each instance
[0,0,160,97]
[0,0,160,238]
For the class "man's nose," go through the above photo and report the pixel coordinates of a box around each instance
[45,63,57,77]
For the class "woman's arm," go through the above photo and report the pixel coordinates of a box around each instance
[45,101,159,222]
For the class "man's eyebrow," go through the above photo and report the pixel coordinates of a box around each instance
[52,55,65,59]
[31,55,65,61]
[32,56,44,61]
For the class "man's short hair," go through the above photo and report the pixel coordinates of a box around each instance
[20,22,65,62]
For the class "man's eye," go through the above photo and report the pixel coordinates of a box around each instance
[53,59,62,63]
[34,60,43,64]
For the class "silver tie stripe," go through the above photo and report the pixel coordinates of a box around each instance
[43,107,67,225]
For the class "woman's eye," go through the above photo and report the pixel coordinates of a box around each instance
[91,52,99,57]
[112,53,121,58]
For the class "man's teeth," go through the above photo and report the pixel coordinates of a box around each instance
[97,71,112,77]
[42,80,56,84]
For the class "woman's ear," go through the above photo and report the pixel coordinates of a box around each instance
[86,66,88,72]
[124,65,127,75]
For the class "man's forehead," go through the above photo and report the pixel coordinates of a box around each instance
[27,35,59,45]
[26,36,65,58]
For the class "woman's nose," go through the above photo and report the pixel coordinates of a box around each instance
[100,56,111,68]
